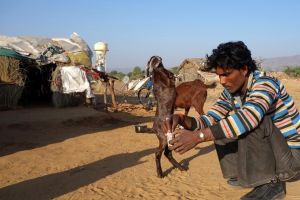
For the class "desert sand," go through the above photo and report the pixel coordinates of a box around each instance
[0,78,300,200]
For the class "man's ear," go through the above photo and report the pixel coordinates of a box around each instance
[241,65,249,76]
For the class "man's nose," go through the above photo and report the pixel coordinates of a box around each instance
[219,76,227,85]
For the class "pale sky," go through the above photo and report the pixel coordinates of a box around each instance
[1,0,300,72]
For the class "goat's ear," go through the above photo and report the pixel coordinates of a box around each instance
[148,56,162,68]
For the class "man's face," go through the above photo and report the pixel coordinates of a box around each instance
[215,66,248,94]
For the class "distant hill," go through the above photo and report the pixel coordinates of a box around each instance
[110,55,300,73]
[261,55,300,71]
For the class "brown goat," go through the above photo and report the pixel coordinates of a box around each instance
[147,56,186,177]
[175,79,208,116]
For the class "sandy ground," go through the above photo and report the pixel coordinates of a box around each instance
[1,79,300,200]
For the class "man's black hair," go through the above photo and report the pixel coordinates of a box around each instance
[206,41,257,72]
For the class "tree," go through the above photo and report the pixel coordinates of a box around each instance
[169,66,179,75]
[129,66,143,80]
[108,70,126,80]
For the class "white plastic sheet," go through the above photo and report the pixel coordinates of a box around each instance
[127,77,151,91]
[60,66,91,96]
[128,79,141,91]
[133,77,150,91]
[0,32,92,65]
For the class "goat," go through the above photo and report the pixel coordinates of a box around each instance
[147,56,186,178]
[175,79,208,116]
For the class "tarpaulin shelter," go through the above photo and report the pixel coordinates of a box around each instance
[0,32,93,109]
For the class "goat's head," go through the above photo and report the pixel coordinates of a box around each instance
[146,55,176,87]
[146,56,163,77]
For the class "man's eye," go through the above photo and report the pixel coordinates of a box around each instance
[219,73,228,77]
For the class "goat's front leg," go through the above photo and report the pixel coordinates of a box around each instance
[155,133,166,178]
[164,146,187,171]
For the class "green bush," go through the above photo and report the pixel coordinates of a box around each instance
[284,66,300,77]
[169,66,179,75]
[128,66,143,80]
[108,70,126,80]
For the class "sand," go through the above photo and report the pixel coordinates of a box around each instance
[0,79,300,200]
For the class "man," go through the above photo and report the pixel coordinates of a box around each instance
[168,41,300,200]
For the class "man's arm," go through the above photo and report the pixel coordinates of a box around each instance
[171,90,233,131]
[191,90,234,130]
[169,127,215,154]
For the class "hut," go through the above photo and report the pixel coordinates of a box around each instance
[0,33,94,109]
[177,58,218,86]
[0,48,28,110]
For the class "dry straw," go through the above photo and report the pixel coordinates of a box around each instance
[67,52,92,68]
[0,56,25,109]
[0,56,25,86]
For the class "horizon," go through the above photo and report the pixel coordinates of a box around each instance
[1,0,300,73]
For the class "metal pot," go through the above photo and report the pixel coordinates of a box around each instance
[134,124,148,133]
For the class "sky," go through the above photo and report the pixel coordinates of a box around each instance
[1,0,300,72]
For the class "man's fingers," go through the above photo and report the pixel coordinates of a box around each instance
[170,143,187,154]
[169,137,179,146]
[173,129,183,137]
[169,138,176,145]
[169,138,182,150]
[174,145,184,154]
[169,142,179,151]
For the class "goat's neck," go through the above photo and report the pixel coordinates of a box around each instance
[153,68,175,88]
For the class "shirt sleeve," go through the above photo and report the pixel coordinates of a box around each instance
[192,90,233,130]
[211,77,280,140]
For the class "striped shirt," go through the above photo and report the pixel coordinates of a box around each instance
[196,70,300,148]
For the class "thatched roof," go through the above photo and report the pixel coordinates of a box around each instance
[177,58,218,86]
[178,58,207,71]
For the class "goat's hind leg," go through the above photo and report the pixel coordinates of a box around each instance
[164,146,187,171]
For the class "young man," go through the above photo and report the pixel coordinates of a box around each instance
[168,41,300,200]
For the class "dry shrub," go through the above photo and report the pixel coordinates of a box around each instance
[0,56,25,109]
[0,56,25,86]
[50,66,62,92]
[67,52,92,68]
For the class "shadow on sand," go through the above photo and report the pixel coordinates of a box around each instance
[0,148,156,200]
[0,106,154,156]
[162,143,215,177]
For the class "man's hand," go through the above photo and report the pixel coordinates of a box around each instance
[169,128,215,154]
[164,114,194,132]
[169,129,201,154]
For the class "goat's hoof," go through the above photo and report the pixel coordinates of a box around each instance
[157,172,163,178]
[178,166,188,171]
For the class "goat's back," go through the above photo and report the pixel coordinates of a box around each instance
[175,79,207,113]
